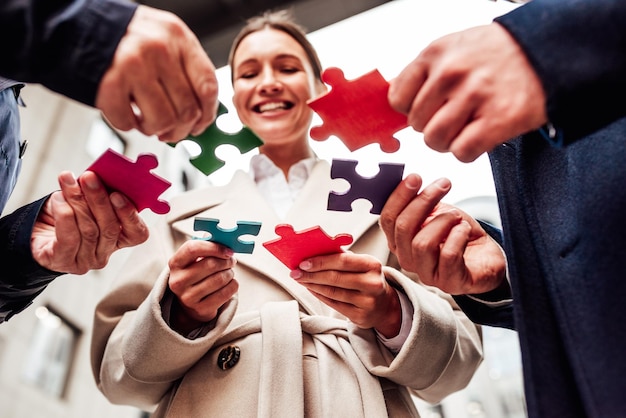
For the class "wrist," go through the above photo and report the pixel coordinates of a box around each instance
[375,286,402,338]
[169,299,204,336]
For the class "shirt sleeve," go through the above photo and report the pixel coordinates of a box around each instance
[376,289,413,353]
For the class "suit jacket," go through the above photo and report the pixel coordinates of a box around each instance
[457,1,626,416]
[0,197,60,323]
[0,0,137,106]
[0,82,61,324]
[0,0,136,321]
[91,160,483,418]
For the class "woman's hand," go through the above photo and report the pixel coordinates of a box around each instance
[168,240,237,334]
[291,252,401,338]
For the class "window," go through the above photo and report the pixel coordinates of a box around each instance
[86,116,126,160]
[21,306,80,398]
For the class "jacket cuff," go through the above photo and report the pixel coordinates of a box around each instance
[43,0,138,105]
[0,196,62,322]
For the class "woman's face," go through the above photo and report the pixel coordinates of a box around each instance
[231,28,324,146]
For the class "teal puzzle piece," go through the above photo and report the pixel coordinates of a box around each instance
[193,217,262,254]
[171,102,263,175]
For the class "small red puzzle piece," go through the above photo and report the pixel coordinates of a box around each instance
[307,67,408,153]
[262,224,353,270]
[86,148,172,214]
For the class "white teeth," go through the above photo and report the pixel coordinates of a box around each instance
[258,102,286,112]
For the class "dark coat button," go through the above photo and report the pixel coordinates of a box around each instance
[217,345,240,370]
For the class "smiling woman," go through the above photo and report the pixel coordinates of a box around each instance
[229,16,325,170]
[205,1,514,204]
[90,9,484,418]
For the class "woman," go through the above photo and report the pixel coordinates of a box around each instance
[90,10,482,417]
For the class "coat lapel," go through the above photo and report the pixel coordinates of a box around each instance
[168,160,381,315]
[285,160,381,244]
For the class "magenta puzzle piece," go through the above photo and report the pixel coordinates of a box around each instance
[307,67,408,153]
[86,148,172,214]
[327,159,404,215]
[262,224,353,270]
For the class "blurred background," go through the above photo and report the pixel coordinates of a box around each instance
[0,0,527,416]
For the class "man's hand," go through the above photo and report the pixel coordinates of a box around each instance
[95,5,219,143]
[379,174,506,295]
[31,171,149,274]
[388,23,547,162]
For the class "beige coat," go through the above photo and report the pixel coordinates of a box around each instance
[91,160,483,418]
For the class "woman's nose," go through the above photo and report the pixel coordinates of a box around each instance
[259,71,282,94]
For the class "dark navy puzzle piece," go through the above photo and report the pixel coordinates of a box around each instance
[262,224,354,270]
[193,217,262,254]
[171,102,263,175]
[327,159,404,215]
[307,67,408,153]
[86,148,172,214]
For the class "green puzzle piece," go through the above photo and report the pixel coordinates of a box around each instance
[170,102,263,175]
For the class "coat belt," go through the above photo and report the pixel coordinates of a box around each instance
[215,301,388,418]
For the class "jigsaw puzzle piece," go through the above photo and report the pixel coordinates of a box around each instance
[262,224,354,270]
[86,148,172,214]
[170,102,263,175]
[193,217,262,254]
[307,67,408,153]
[327,159,404,215]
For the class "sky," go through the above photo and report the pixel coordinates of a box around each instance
[189,0,519,213]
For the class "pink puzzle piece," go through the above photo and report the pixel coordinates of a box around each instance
[262,224,353,270]
[307,67,408,153]
[86,148,172,214]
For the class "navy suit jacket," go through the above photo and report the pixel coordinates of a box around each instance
[457,1,626,416]
[0,0,136,322]
[0,0,136,106]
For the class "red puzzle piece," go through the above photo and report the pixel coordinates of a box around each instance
[262,224,353,270]
[86,148,172,214]
[307,67,408,153]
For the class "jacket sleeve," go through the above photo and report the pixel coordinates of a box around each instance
[0,196,62,323]
[452,220,516,330]
[0,0,137,106]
[349,267,484,405]
[90,219,236,410]
[495,0,626,145]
